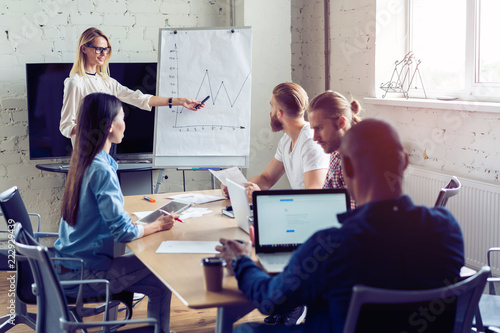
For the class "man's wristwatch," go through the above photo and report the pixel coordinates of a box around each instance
[168,97,173,108]
[231,254,247,271]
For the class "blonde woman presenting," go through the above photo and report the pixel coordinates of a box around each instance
[60,27,204,144]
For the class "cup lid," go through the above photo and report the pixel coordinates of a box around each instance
[201,257,226,266]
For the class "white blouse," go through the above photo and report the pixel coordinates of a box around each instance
[59,73,153,139]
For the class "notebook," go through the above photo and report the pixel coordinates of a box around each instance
[252,188,350,273]
[226,179,251,234]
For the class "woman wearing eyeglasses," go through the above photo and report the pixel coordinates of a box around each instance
[60,27,203,144]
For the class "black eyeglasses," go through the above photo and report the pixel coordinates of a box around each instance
[85,44,111,55]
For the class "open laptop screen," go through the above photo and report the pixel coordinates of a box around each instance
[252,189,350,253]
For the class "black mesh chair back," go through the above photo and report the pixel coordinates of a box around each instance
[0,186,37,304]
[13,223,71,332]
[343,266,490,333]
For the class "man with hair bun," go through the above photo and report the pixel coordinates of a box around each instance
[308,90,362,208]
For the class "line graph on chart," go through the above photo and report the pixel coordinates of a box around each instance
[172,67,251,130]
[155,28,252,159]
[161,32,251,132]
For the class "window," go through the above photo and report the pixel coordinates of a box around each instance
[476,0,500,83]
[408,0,500,102]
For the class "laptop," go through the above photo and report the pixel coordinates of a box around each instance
[252,188,350,273]
[226,179,251,234]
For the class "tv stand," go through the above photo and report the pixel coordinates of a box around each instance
[36,162,163,195]
[117,159,152,164]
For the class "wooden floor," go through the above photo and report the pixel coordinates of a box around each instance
[0,271,266,332]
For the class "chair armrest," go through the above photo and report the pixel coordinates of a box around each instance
[33,232,59,238]
[487,277,500,296]
[59,279,111,321]
[27,213,58,241]
[60,317,159,333]
[51,257,85,274]
[487,248,500,266]
[51,257,87,315]
[28,213,41,234]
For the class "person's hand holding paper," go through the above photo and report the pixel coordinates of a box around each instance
[209,167,247,198]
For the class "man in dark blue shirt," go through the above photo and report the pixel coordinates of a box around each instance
[217,118,465,332]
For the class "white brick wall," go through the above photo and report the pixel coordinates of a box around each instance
[291,0,326,99]
[0,0,232,234]
[291,0,500,185]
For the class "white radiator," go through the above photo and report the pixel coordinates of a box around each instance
[404,165,500,276]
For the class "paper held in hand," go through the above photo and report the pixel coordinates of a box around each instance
[209,166,247,186]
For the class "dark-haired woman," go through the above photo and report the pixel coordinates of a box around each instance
[54,92,177,332]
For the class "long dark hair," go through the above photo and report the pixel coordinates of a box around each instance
[61,93,122,226]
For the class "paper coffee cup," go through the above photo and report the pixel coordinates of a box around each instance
[201,257,226,291]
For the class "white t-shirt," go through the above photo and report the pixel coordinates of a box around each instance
[274,123,329,189]
[59,73,153,139]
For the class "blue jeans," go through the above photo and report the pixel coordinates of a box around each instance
[58,253,172,332]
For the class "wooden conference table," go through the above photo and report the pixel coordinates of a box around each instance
[125,190,255,333]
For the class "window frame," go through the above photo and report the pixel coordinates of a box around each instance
[406,0,500,103]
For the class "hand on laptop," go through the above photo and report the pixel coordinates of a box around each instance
[216,238,252,270]
[244,182,261,203]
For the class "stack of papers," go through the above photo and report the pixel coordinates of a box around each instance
[167,192,225,204]
[155,240,220,254]
[179,207,212,219]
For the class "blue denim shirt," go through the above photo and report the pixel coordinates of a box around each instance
[233,195,465,332]
[54,150,139,270]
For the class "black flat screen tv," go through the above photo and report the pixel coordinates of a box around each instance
[26,62,157,161]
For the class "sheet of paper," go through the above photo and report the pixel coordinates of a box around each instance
[180,207,212,219]
[155,241,220,254]
[209,167,247,186]
[167,193,225,204]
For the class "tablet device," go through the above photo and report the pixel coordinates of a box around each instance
[138,199,192,224]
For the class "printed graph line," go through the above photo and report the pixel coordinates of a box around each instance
[194,69,251,107]
[172,69,251,129]
[168,42,250,131]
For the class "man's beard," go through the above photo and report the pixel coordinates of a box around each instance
[270,113,283,132]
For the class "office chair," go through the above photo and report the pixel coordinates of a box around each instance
[343,266,490,333]
[474,248,500,332]
[0,187,54,332]
[434,176,461,207]
[13,223,158,333]
[0,186,133,331]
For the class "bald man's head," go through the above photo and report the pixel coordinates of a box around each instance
[339,119,408,202]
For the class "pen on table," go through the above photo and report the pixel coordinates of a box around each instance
[159,209,184,223]
[195,95,210,109]
[143,196,155,203]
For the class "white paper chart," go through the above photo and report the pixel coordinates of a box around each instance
[154,27,252,167]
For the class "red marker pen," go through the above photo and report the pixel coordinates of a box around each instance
[143,196,155,203]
